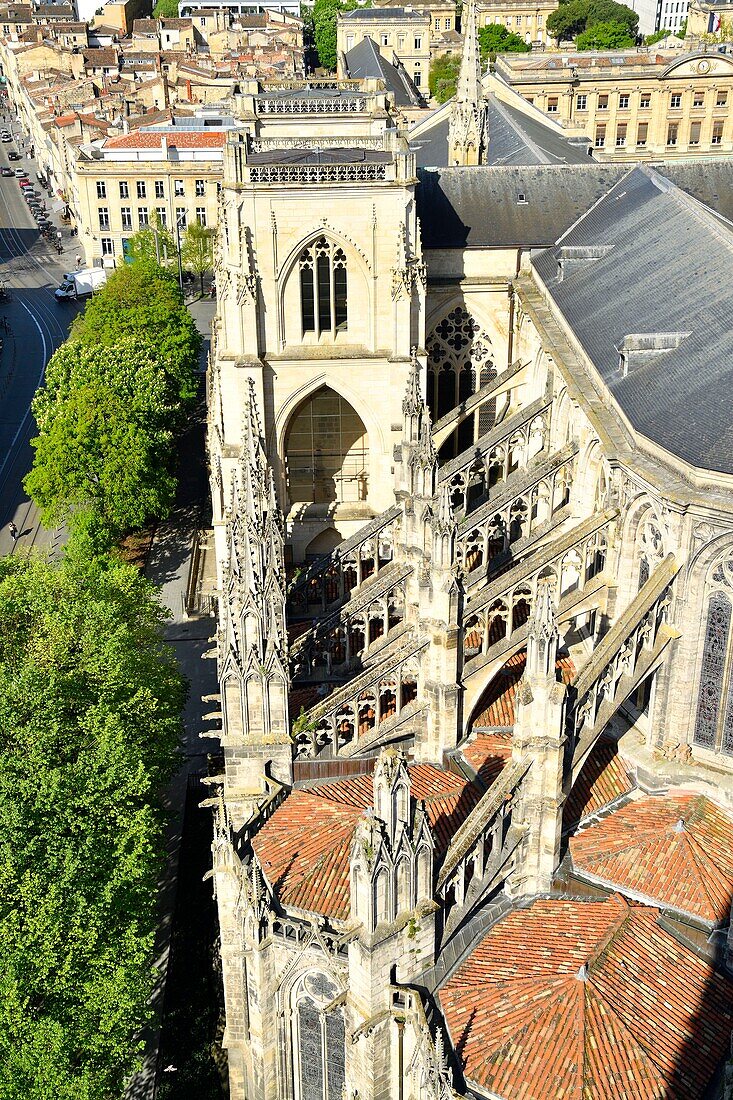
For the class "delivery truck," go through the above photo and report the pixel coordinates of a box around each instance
[54,267,107,302]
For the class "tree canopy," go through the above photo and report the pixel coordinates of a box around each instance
[152,0,178,16]
[70,259,200,409]
[644,25,671,42]
[25,338,178,537]
[0,550,184,1099]
[312,0,370,69]
[547,0,638,40]
[478,22,532,57]
[429,53,460,102]
[181,221,215,296]
[124,212,177,269]
[576,18,636,45]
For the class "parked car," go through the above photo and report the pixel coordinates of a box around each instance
[0,167,12,177]
[15,169,28,179]
[7,150,20,161]
[0,133,11,143]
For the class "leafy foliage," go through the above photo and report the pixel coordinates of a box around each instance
[181,221,215,296]
[547,0,638,40]
[0,551,184,1099]
[312,0,370,69]
[576,18,636,46]
[478,22,532,57]
[124,212,177,269]
[644,26,671,42]
[152,0,179,16]
[429,53,460,102]
[70,260,200,409]
[25,339,177,535]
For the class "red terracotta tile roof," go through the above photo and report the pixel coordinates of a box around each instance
[469,650,574,730]
[104,129,226,149]
[563,739,634,827]
[462,732,512,787]
[570,792,733,924]
[252,764,480,919]
[440,894,733,1100]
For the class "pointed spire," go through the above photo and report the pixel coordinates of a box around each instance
[526,580,559,682]
[456,0,482,107]
[403,347,423,418]
[448,0,489,166]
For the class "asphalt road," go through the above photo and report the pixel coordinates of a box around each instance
[0,125,82,559]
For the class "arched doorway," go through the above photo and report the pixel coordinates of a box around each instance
[285,386,369,506]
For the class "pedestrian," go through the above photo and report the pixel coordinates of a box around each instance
[8,522,18,543]
[2,317,8,333]
[75,254,81,268]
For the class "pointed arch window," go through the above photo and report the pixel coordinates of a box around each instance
[293,973,345,1100]
[299,237,347,338]
[693,587,733,754]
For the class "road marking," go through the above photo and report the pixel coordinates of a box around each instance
[0,296,46,483]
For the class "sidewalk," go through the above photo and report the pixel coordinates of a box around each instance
[127,300,221,1099]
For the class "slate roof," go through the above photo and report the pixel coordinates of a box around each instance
[416,163,627,249]
[252,764,481,919]
[340,5,426,18]
[411,97,592,170]
[532,164,733,475]
[439,894,733,1100]
[658,161,733,224]
[343,36,422,107]
[570,792,733,924]
[246,147,393,165]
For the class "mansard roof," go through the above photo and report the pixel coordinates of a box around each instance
[439,894,733,1100]
[532,164,733,475]
[343,36,422,107]
[416,163,627,248]
[251,764,480,919]
[570,791,733,924]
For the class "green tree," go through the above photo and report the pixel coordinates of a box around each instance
[312,0,370,70]
[478,22,532,57]
[645,25,670,41]
[125,211,177,268]
[547,0,637,39]
[429,53,460,102]
[547,0,590,40]
[181,220,215,297]
[0,550,184,1099]
[152,0,179,15]
[576,18,636,46]
[71,260,200,409]
[25,338,177,536]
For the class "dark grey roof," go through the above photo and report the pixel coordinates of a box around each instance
[532,165,733,475]
[343,36,422,107]
[417,163,627,249]
[411,97,592,169]
[340,5,425,18]
[655,162,733,225]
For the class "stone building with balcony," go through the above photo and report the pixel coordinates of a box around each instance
[495,48,733,158]
[205,8,733,1098]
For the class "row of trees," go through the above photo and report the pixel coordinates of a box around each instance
[305,0,371,71]
[126,214,215,297]
[3,257,196,1095]
[25,259,200,550]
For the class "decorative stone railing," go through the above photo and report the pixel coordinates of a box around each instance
[246,161,389,184]
[256,96,369,113]
[250,135,388,151]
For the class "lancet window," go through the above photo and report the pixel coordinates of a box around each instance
[299,237,347,338]
[292,972,345,1100]
[426,306,496,455]
[693,566,733,754]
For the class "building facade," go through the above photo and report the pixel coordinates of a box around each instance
[496,48,733,157]
[478,0,557,46]
[205,26,733,1100]
[337,8,431,89]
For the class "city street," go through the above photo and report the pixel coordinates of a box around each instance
[0,124,81,559]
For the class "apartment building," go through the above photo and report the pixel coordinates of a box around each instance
[74,126,228,265]
[478,0,557,45]
[337,7,431,89]
[496,48,733,157]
